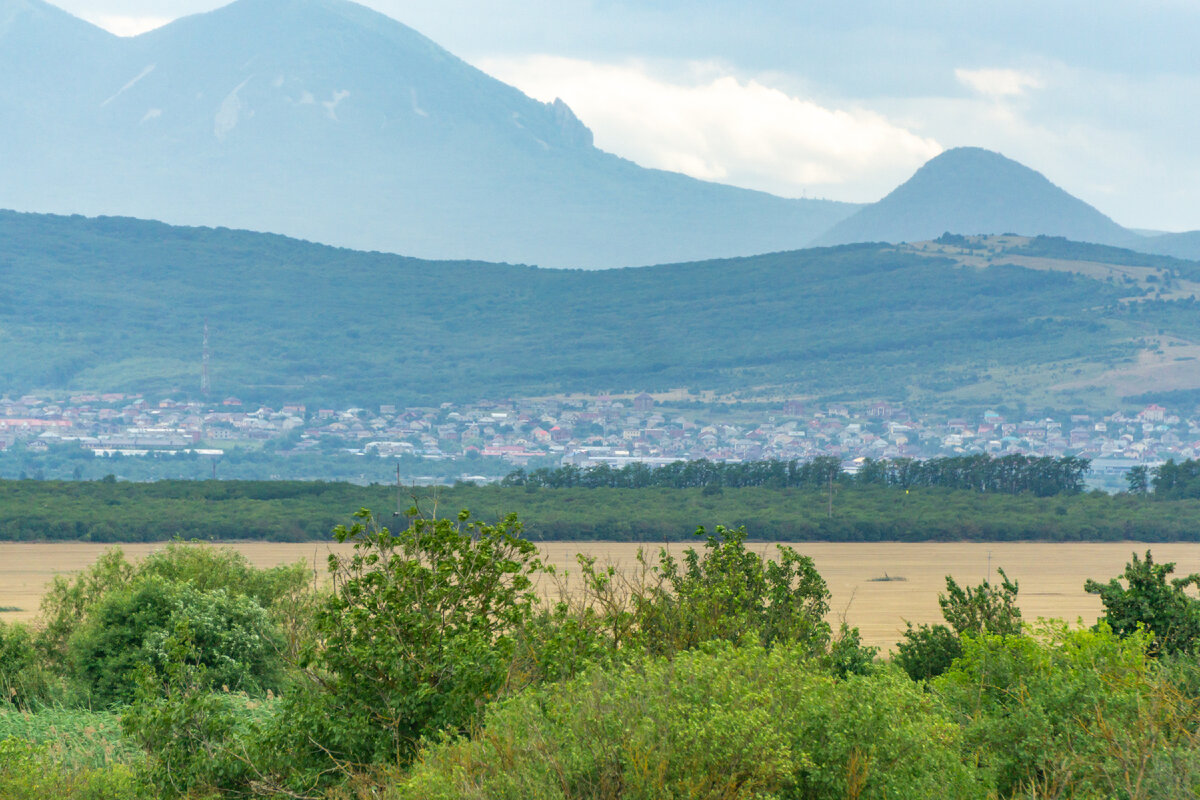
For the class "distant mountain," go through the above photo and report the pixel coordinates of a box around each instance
[1135,231,1200,261]
[812,147,1138,249]
[0,0,856,268]
[7,209,1199,412]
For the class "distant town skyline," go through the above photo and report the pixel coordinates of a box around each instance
[41,0,1200,232]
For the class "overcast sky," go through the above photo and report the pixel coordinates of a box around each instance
[49,0,1200,231]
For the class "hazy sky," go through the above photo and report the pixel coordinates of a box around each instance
[48,0,1200,231]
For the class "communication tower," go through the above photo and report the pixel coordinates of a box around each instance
[201,319,211,397]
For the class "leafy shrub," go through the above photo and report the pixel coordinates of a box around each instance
[939,568,1022,637]
[122,629,274,799]
[138,540,312,609]
[634,524,832,656]
[0,620,46,707]
[39,542,309,663]
[894,570,1021,682]
[1085,549,1200,655]
[934,621,1200,799]
[38,548,135,663]
[391,643,987,800]
[824,623,879,678]
[510,599,623,687]
[68,575,283,706]
[894,622,962,682]
[265,508,545,781]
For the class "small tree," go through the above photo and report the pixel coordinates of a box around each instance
[635,525,832,656]
[289,507,544,767]
[895,569,1021,682]
[1085,550,1200,655]
[940,568,1022,638]
[1126,464,1150,495]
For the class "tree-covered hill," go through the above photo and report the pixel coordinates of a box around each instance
[2,210,1198,409]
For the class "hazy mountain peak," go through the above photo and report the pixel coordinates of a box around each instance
[0,0,111,40]
[813,146,1135,248]
[550,97,594,148]
[0,0,857,267]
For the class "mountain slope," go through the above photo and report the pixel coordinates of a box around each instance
[0,0,856,268]
[812,147,1137,248]
[1135,231,1200,261]
[7,209,1199,411]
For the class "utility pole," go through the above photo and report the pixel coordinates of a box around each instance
[393,462,402,517]
[827,470,834,519]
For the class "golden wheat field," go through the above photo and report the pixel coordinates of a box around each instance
[2,541,1199,650]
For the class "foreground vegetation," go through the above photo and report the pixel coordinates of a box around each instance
[3,508,1200,799]
[6,469,1200,542]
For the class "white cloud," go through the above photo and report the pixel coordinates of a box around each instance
[85,14,172,36]
[955,68,1044,98]
[480,56,942,202]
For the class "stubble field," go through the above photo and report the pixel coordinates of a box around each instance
[2,541,1197,649]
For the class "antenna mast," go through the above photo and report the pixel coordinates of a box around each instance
[201,318,211,397]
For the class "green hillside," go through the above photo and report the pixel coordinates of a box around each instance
[2,211,1198,410]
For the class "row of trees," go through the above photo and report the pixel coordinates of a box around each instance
[1133,457,1200,498]
[504,454,1091,497]
[855,454,1091,496]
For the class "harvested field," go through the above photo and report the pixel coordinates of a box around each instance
[3,541,1199,650]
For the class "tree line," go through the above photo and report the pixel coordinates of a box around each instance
[1132,458,1200,499]
[503,454,1091,497]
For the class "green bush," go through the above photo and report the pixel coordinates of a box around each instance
[38,542,310,664]
[1085,549,1200,655]
[0,620,52,708]
[264,507,545,783]
[122,629,275,799]
[894,622,962,682]
[67,575,283,706]
[893,570,1021,683]
[634,525,832,656]
[939,568,1022,637]
[391,643,987,800]
[934,621,1200,799]
[38,548,135,663]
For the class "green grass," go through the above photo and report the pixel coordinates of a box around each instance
[0,707,142,771]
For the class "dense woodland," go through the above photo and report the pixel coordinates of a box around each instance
[6,211,1197,409]
[5,453,1200,543]
[3,512,1200,799]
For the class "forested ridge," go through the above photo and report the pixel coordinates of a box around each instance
[4,210,1199,408]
